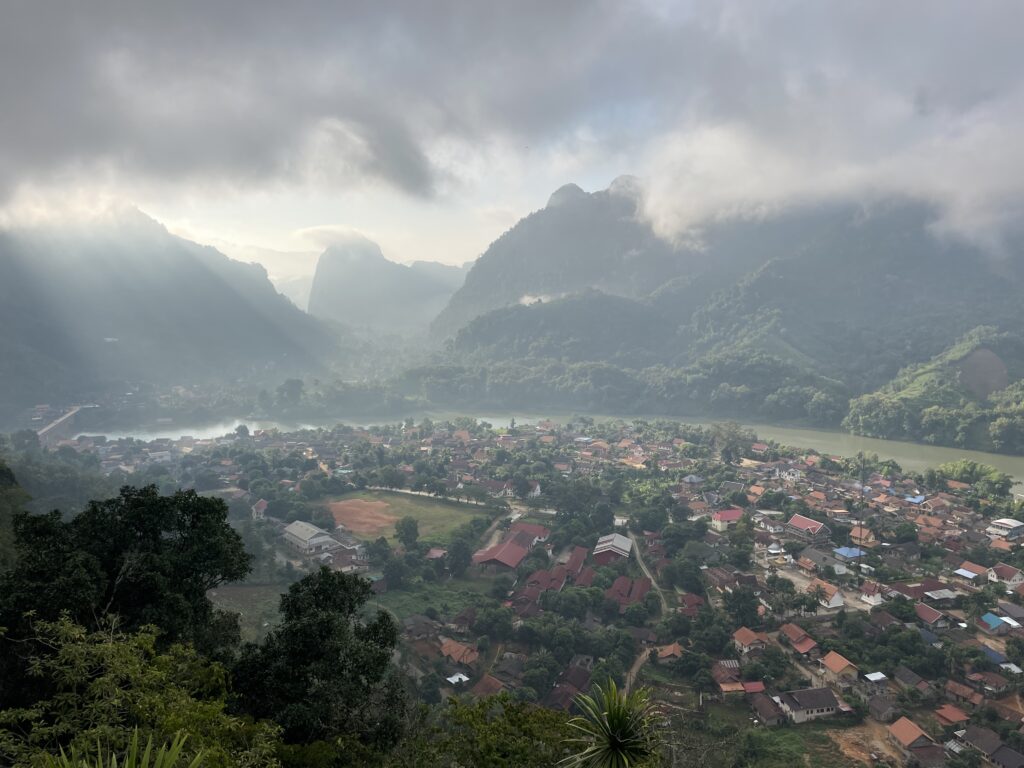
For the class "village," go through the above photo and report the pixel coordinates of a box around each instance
[38,416,1024,767]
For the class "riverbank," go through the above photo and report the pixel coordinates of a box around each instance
[82,410,1024,491]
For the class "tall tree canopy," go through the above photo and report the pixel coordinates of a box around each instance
[0,618,281,768]
[0,460,28,572]
[0,486,251,704]
[232,568,409,753]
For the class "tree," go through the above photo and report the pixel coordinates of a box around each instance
[377,467,406,489]
[383,557,410,590]
[395,517,420,550]
[723,587,759,628]
[0,618,281,767]
[445,538,473,577]
[275,378,304,407]
[383,693,572,767]
[42,731,202,768]
[368,536,393,564]
[0,486,251,675]
[0,461,28,572]
[561,680,659,768]
[512,476,533,499]
[624,603,650,627]
[232,568,409,749]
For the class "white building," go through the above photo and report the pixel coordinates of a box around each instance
[986,518,1024,541]
[282,520,342,555]
[593,533,633,564]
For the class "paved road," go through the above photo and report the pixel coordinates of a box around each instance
[628,531,669,614]
[365,486,490,507]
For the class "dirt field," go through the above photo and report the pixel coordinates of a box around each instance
[827,720,902,765]
[328,498,399,537]
[995,691,1024,717]
[320,490,490,544]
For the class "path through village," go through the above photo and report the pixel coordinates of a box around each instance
[625,532,670,692]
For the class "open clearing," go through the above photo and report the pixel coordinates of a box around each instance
[209,583,286,642]
[827,720,902,765]
[322,489,491,544]
[328,498,398,537]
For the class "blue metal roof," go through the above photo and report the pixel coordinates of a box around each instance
[833,547,866,559]
[981,644,1008,664]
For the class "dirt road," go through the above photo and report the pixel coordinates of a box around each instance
[625,648,650,693]
[629,531,669,614]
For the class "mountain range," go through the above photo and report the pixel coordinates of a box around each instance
[403,180,1024,451]
[307,234,469,334]
[4,180,1024,454]
[0,210,336,416]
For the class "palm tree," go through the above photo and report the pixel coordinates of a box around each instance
[560,679,659,768]
[44,730,201,768]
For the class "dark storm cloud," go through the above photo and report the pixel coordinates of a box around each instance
[1,1,1022,241]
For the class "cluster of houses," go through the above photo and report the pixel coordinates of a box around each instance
[694,615,1024,767]
[38,415,1024,763]
[617,445,1024,765]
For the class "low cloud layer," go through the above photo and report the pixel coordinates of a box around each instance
[2,1,1023,249]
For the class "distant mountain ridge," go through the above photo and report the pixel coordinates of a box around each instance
[308,234,469,333]
[0,210,335,415]
[409,182,1024,451]
[431,177,685,337]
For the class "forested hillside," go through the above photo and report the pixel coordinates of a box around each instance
[424,185,1024,451]
[844,327,1024,452]
[431,179,685,337]
[0,210,337,416]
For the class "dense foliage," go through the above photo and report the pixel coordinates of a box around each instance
[845,327,1024,452]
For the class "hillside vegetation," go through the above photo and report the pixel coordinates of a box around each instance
[0,210,338,418]
[844,327,1024,452]
[420,184,1024,452]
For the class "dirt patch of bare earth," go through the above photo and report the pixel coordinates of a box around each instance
[828,720,902,765]
[959,347,1009,398]
[328,499,398,537]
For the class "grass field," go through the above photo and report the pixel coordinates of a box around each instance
[321,490,492,545]
[209,583,287,642]
[373,573,506,620]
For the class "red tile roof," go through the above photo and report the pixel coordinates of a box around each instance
[566,546,588,576]
[575,566,596,588]
[788,513,825,533]
[440,638,479,666]
[712,508,744,523]
[471,536,528,573]
[821,650,856,675]
[914,602,944,625]
[889,717,929,748]
[934,704,969,726]
[733,627,765,648]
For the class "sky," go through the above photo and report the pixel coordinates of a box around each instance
[1,1,1023,274]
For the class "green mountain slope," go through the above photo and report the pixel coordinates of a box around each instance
[415,186,1024,449]
[451,290,678,368]
[431,179,686,338]
[0,211,336,416]
[844,327,1024,451]
[685,203,1024,392]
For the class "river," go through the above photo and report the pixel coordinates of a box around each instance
[89,411,1024,490]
